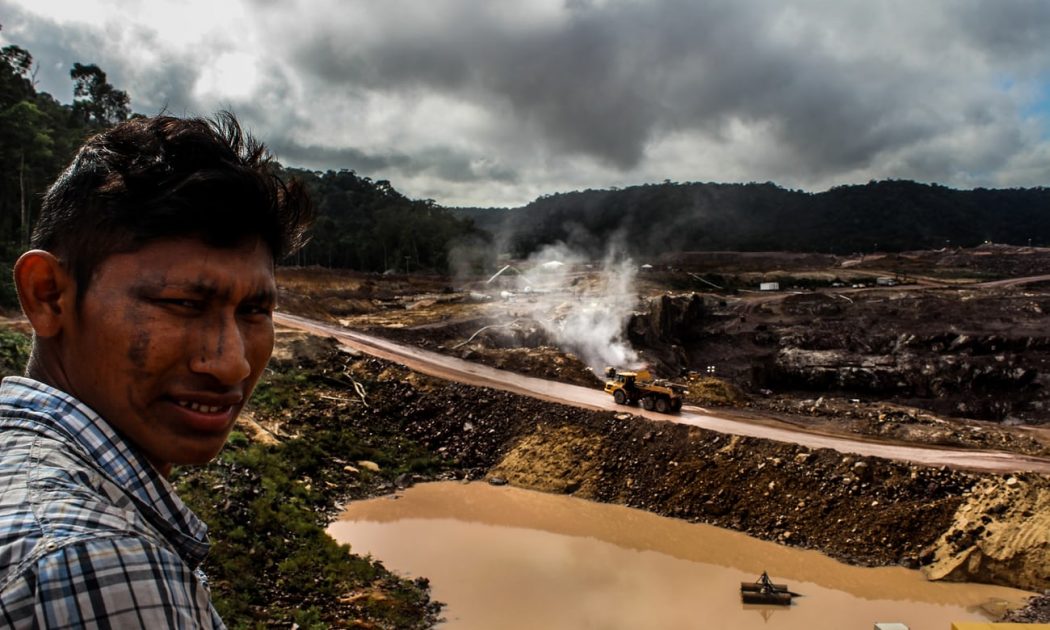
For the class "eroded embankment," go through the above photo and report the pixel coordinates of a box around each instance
[924,474,1050,591]
[313,339,1049,590]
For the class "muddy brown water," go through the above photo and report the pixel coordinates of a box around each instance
[327,482,1032,630]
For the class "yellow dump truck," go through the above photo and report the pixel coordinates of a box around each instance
[603,367,686,413]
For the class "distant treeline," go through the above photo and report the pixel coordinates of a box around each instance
[286,168,482,273]
[455,180,1050,258]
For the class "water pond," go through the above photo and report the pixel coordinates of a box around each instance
[328,482,1031,630]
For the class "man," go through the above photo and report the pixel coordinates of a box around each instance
[0,113,312,627]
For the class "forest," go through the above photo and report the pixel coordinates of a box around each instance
[456,180,1050,259]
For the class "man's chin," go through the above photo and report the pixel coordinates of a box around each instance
[152,435,233,473]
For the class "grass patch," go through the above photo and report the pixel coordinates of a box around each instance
[0,327,30,377]
[174,351,443,628]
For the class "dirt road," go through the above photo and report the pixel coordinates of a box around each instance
[275,312,1050,474]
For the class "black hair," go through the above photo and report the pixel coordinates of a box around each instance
[31,111,313,300]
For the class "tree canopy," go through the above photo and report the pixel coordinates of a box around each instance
[287,168,483,273]
[457,179,1050,258]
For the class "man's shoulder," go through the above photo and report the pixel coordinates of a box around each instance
[0,430,223,627]
[0,426,169,575]
[1,533,223,629]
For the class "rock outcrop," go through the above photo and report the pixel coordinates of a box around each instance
[922,474,1050,591]
[627,293,707,374]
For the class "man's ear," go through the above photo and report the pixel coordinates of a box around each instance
[14,250,75,339]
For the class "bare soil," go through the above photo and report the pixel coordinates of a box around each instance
[263,335,1049,600]
[276,245,1050,455]
[267,245,1050,621]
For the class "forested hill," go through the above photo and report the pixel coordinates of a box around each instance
[455,181,1050,257]
[285,168,480,272]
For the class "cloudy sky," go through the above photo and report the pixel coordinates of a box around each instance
[2,0,1048,207]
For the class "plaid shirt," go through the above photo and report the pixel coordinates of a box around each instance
[0,377,224,628]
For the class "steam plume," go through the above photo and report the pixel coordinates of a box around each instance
[512,243,640,373]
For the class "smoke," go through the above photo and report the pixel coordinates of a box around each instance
[510,242,641,373]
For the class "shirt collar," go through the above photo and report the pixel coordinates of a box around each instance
[0,376,210,566]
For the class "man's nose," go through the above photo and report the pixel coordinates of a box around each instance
[190,316,252,384]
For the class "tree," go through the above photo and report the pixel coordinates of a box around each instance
[0,100,53,246]
[0,45,33,108]
[70,62,129,126]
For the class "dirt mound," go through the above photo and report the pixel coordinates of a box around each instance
[488,424,606,495]
[864,244,1050,279]
[684,376,747,405]
[923,474,1050,591]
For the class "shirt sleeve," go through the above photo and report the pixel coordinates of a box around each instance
[25,536,221,629]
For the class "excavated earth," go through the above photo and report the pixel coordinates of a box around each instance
[260,334,1050,622]
[276,248,1050,457]
[272,246,1050,620]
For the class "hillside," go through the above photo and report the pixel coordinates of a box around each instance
[455,180,1050,257]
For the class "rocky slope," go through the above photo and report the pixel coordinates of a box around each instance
[234,330,1049,623]
[923,474,1050,591]
[630,288,1050,424]
[307,339,1040,581]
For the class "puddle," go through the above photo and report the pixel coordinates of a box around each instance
[327,482,1032,629]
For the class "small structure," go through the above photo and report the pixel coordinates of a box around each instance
[759,282,780,291]
[875,276,897,286]
[740,572,794,606]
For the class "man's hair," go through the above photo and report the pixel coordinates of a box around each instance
[32,112,313,299]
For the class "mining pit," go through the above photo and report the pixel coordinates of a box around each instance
[328,482,1033,629]
[266,244,1050,623]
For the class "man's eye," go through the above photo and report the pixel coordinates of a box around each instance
[158,298,204,311]
[241,304,273,317]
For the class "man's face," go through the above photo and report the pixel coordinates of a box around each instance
[59,237,276,475]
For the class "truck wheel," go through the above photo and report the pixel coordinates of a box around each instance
[641,396,655,411]
[655,397,670,413]
[613,390,627,405]
[671,399,682,412]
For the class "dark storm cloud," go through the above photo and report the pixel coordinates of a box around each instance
[273,140,519,184]
[3,0,1048,205]
[955,0,1050,61]
[0,3,107,100]
[286,0,986,176]
[0,1,203,115]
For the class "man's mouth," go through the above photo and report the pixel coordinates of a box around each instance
[175,400,231,414]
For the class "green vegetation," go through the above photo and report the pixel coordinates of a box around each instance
[0,25,133,308]
[286,168,484,273]
[174,438,439,628]
[173,350,444,628]
[0,326,29,376]
[247,368,314,414]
